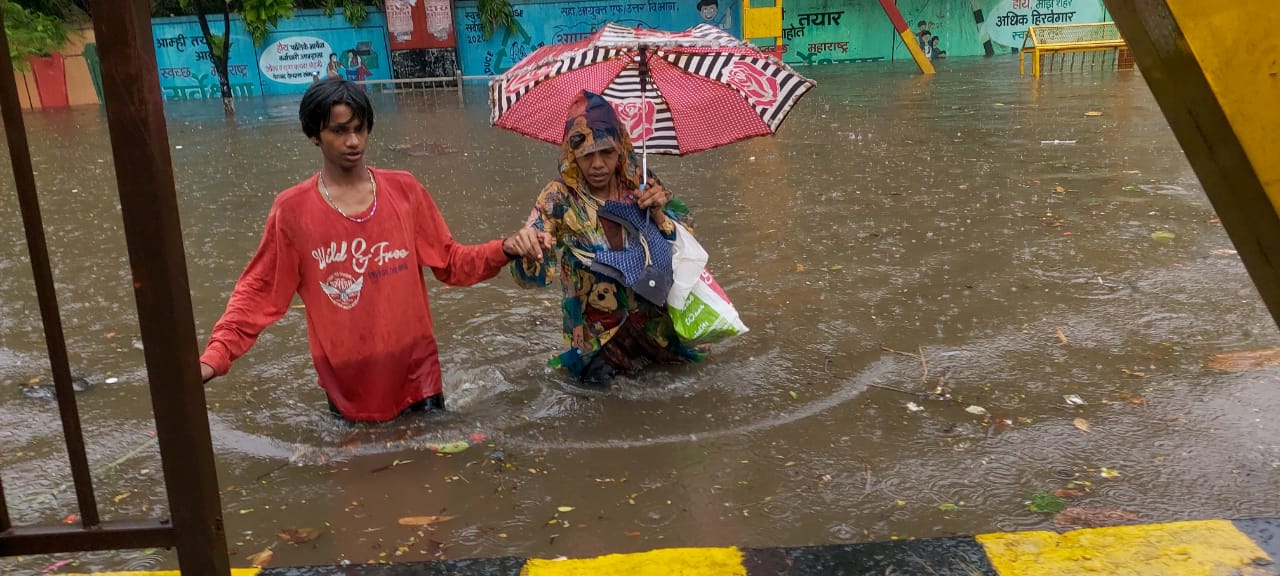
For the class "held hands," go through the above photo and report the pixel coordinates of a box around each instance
[634,183,672,213]
[503,227,555,262]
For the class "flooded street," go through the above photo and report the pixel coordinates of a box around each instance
[3,57,1280,572]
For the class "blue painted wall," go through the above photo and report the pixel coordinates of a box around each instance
[453,0,741,76]
[152,9,392,100]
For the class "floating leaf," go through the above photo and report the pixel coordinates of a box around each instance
[1099,468,1120,478]
[1119,369,1146,378]
[398,515,457,526]
[1084,111,1103,117]
[112,492,131,503]
[41,559,74,573]
[965,405,988,416]
[278,527,321,544]
[1073,418,1091,433]
[788,390,798,400]
[794,263,806,273]
[1205,348,1280,372]
[1063,394,1085,406]
[1053,185,1066,193]
[1151,230,1177,241]
[1028,491,1067,513]
[1055,328,1069,346]
[625,530,642,537]
[938,503,959,511]
[1054,488,1086,499]
[246,548,274,568]
[828,265,844,271]
[906,402,924,412]
[425,441,470,454]
[1118,392,1148,406]
[556,506,575,513]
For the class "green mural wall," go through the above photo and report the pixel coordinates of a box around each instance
[779,0,1109,65]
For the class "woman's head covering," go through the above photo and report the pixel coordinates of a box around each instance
[559,90,642,192]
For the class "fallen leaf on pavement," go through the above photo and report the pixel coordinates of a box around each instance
[1205,348,1280,372]
[1073,418,1091,433]
[246,548,274,568]
[398,515,458,526]
[278,527,321,544]
[1053,507,1139,529]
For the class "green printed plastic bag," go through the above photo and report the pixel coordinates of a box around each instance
[667,226,747,345]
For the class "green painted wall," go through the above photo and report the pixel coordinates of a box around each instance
[780,0,1108,65]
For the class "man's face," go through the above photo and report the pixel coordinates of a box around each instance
[575,147,620,192]
[315,104,368,171]
[699,4,717,20]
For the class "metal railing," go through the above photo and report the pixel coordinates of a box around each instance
[0,0,230,573]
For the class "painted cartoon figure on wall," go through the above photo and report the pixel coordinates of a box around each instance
[485,21,543,76]
[342,48,374,82]
[696,0,732,31]
[327,53,342,78]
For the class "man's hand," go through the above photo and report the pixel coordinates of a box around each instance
[634,183,672,212]
[199,362,216,384]
[503,228,554,262]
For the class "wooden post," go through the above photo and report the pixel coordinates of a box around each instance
[89,0,230,572]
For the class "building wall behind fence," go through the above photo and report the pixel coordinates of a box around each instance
[151,9,392,100]
[449,0,1110,76]
[778,0,1108,66]
[453,0,739,77]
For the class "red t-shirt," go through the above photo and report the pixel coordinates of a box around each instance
[200,168,509,421]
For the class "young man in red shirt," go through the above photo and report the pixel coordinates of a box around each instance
[198,77,552,421]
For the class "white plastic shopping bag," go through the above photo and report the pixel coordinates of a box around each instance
[667,225,748,345]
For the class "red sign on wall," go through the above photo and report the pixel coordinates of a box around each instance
[387,0,456,50]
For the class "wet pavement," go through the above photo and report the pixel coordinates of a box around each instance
[3,56,1280,572]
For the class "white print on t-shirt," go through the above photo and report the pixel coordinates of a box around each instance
[320,272,363,310]
[311,238,410,274]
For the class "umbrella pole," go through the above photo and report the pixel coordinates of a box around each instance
[638,46,650,190]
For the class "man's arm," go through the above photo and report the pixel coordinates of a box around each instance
[412,181,550,285]
[200,205,302,381]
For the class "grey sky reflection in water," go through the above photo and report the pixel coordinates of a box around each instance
[2,58,1279,571]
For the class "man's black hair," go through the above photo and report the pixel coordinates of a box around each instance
[917,20,927,28]
[697,0,717,9]
[299,77,374,138]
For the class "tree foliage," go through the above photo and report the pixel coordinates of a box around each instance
[2,0,69,70]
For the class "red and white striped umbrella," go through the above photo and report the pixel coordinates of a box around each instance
[489,23,815,156]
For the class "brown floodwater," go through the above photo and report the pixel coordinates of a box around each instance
[3,57,1280,572]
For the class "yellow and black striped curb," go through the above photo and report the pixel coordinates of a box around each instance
[71,517,1280,575]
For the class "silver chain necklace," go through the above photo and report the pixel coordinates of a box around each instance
[318,168,377,223]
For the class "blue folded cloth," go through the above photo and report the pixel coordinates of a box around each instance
[589,200,673,305]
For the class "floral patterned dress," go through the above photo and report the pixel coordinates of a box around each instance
[511,98,705,378]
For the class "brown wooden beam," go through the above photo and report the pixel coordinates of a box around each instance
[0,521,175,556]
[1106,0,1280,329]
[0,0,102,530]
[89,0,231,572]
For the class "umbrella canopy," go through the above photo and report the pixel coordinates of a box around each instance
[489,23,815,155]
